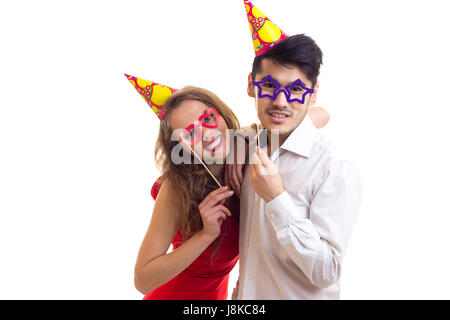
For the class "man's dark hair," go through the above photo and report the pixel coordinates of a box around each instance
[251,34,323,87]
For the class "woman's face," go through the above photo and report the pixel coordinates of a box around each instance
[169,99,230,163]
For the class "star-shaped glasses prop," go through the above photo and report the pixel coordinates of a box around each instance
[253,75,314,105]
[180,108,220,146]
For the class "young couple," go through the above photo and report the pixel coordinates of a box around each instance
[129,0,361,300]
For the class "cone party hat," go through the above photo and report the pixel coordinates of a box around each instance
[244,0,289,56]
[124,74,177,120]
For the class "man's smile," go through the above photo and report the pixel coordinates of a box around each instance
[266,109,290,124]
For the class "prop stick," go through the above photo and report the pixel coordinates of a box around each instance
[181,140,222,188]
[254,86,260,147]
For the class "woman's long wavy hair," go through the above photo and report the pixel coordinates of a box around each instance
[155,86,240,248]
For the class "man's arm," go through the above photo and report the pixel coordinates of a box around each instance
[231,279,239,300]
[268,160,361,288]
[250,149,362,288]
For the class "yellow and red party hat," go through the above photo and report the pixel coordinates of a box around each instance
[124,74,177,120]
[244,0,289,56]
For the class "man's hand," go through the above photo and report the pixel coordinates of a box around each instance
[249,146,285,203]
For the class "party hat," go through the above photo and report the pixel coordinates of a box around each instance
[244,0,289,56]
[124,74,177,120]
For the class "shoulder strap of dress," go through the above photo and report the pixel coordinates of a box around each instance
[150,176,164,200]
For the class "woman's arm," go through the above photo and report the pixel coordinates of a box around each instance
[134,182,233,295]
[225,127,253,198]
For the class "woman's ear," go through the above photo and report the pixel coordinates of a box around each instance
[247,72,255,97]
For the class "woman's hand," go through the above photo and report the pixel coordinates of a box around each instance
[308,106,330,129]
[225,163,244,199]
[198,187,234,240]
[225,129,252,198]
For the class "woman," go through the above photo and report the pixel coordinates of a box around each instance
[134,86,329,299]
[135,86,241,300]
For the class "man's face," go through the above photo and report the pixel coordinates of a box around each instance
[248,59,318,139]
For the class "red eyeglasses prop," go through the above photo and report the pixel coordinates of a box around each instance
[180,108,220,146]
[178,107,223,188]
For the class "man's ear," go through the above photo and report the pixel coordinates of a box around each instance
[310,81,319,105]
[247,72,255,98]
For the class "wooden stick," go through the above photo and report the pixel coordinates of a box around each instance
[254,86,260,147]
[182,140,222,188]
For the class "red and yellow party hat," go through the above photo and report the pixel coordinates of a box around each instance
[244,0,289,56]
[124,74,177,120]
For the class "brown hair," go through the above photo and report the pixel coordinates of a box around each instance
[155,86,240,247]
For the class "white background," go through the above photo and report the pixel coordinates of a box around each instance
[1,0,450,299]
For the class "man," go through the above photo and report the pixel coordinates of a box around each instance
[232,1,362,300]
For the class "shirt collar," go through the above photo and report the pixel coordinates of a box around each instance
[278,114,318,158]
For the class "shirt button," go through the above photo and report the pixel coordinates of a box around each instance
[252,236,259,244]
[270,212,276,219]
[249,275,255,281]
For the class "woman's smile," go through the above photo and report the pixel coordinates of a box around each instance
[205,134,223,152]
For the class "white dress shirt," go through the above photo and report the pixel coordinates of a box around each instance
[236,115,362,300]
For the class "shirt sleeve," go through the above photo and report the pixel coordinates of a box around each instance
[231,279,239,300]
[265,159,362,289]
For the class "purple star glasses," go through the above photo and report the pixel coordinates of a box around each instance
[253,75,315,104]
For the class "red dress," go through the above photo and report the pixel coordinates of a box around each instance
[143,177,239,300]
